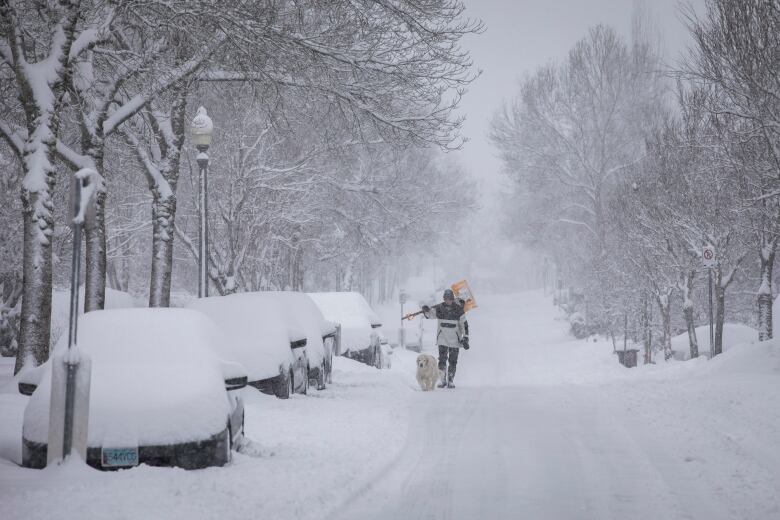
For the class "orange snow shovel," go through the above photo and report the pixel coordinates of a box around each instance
[451,279,477,312]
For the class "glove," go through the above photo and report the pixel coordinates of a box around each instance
[422,305,430,313]
[461,337,469,350]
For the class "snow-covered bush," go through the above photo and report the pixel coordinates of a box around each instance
[569,312,589,339]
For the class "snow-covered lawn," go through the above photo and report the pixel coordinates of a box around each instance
[2,290,779,520]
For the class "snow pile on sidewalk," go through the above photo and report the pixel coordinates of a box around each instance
[670,323,757,360]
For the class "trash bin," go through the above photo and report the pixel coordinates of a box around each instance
[616,349,639,368]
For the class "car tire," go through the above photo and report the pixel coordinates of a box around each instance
[224,425,233,465]
[316,361,326,391]
[275,369,293,399]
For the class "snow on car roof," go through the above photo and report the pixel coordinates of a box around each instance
[187,294,299,382]
[308,292,381,353]
[50,286,137,345]
[23,308,231,447]
[233,292,330,367]
[308,292,381,327]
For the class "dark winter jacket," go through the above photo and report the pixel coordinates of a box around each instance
[423,302,468,349]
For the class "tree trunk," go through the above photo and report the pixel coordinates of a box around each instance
[0,272,23,357]
[657,292,672,361]
[9,0,80,374]
[146,90,187,306]
[681,270,698,359]
[714,281,726,357]
[149,193,176,307]
[16,187,55,374]
[84,189,107,312]
[757,241,775,341]
[292,248,303,291]
[342,253,359,291]
[643,296,652,364]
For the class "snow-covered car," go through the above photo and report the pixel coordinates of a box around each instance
[401,315,425,353]
[50,286,137,346]
[19,308,246,470]
[188,294,310,398]
[236,292,336,391]
[308,292,390,369]
[399,277,438,352]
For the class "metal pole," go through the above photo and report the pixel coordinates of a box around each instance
[197,146,209,298]
[708,268,714,358]
[400,300,404,349]
[63,176,84,459]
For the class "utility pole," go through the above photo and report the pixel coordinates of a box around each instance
[703,245,716,358]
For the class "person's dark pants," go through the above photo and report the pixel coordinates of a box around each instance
[438,345,459,381]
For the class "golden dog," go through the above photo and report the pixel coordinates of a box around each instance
[416,353,440,391]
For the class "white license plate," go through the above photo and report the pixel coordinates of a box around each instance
[101,447,139,467]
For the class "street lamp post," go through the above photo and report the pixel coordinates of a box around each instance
[191,107,213,298]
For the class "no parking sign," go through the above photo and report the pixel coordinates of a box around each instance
[702,245,716,268]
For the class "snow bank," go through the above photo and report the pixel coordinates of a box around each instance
[187,295,300,382]
[24,308,231,447]
[670,323,757,360]
[309,292,380,354]
[704,335,780,376]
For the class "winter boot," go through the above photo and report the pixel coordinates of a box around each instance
[447,368,456,389]
[437,370,448,388]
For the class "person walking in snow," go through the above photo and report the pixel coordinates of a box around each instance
[422,289,469,388]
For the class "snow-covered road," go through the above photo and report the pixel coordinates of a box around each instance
[2,290,779,520]
[338,292,780,520]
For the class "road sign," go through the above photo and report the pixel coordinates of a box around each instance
[702,245,716,269]
[399,290,407,305]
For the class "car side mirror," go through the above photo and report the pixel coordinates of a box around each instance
[17,362,47,396]
[18,382,37,396]
[290,338,307,350]
[225,375,248,391]
[219,359,248,391]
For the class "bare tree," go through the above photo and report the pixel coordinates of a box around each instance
[0,0,94,373]
[684,0,780,341]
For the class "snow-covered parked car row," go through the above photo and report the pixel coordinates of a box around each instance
[309,292,392,369]
[15,290,385,471]
[188,292,336,398]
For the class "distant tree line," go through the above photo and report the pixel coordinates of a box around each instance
[491,0,780,361]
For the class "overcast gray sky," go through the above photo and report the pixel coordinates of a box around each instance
[455,0,707,200]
